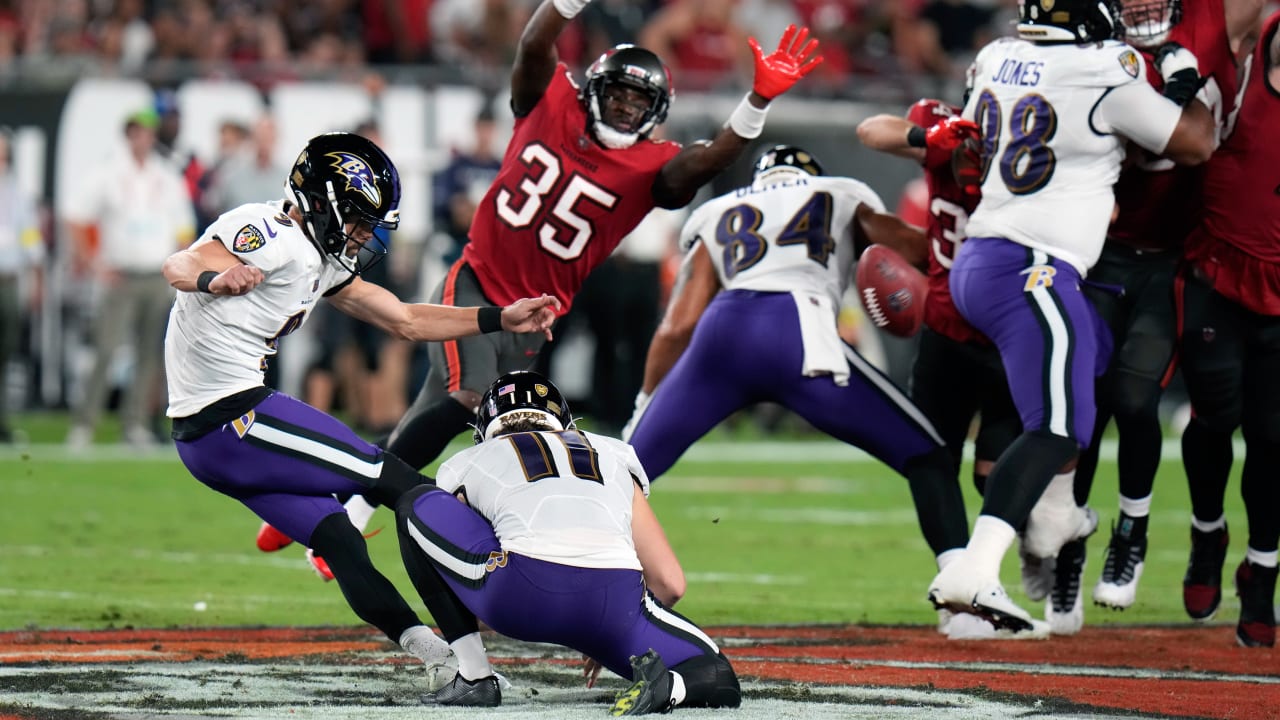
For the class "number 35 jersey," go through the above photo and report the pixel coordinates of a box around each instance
[962,38,1182,274]
[464,63,682,315]
[681,172,886,309]
[434,429,651,570]
[165,201,349,417]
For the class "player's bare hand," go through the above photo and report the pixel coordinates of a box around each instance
[582,655,604,688]
[501,294,561,340]
[210,264,264,296]
[748,24,823,101]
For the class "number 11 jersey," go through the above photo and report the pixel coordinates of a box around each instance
[464,64,682,315]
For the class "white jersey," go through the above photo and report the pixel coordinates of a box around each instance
[680,170,886,309]
[435,429,651,570]
[962,38,1184,273]
[165,201,351,416]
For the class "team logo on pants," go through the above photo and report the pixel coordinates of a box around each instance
[484,551,509,572]
[1021,265,1056,291]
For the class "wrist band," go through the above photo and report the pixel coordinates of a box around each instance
[552,0,590,19]
[725,94,769,139]
[478,306,503,334]
[907,125,927,148]
[196,270,218,294]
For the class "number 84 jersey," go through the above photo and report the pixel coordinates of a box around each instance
[681,172,885,308]
[962,37,1173,274]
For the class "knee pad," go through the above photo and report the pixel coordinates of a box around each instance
[672,653,741,709]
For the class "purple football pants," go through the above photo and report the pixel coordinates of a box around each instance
[629,289,944,479]
[176,392,384,547]
[402,487,722,680]
[950,237,1111,445]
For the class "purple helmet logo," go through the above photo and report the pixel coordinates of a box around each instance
[325,151,381,207]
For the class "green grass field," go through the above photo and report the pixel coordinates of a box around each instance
[0,411,1249,632]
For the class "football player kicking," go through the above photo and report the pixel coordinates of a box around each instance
[261,0,826,570]
[395,371,740,712]
[162,132,558,670]
[927,0,1215,631]
[621,145,1044,636]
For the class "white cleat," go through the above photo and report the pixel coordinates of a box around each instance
[1019,534,1055,602]
[929,561,1036,633]
[1024,503,1098,560]
[941,610,1050,640]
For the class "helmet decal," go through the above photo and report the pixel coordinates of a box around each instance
[325,151,382,207]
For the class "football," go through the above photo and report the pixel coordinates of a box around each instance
[855,244,928,338]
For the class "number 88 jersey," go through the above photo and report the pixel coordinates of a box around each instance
[961,37,1154,274]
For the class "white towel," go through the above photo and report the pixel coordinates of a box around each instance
[790,290,849,387]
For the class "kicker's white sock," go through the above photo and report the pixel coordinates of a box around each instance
[450,632,493,681]
[344,495,378,533]
[967,515,1017,578]
[935,548,964,571]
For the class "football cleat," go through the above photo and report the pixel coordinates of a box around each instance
[611,650,676,716]
[1183,524,1229,621]
[1047,536,1089,635]
[929,559,1035,633]
[1235,560,1277,648]
[256,522,294,552]
[421,672,501,707]
[306,548,335,582]
[1093,520,1147,610]
[1018,533,1055,602]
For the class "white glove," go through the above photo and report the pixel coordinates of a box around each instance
[620,390,652,442]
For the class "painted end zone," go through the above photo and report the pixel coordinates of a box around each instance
[0,625,1274,719]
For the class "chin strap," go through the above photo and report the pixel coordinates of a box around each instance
[592,121,640,149]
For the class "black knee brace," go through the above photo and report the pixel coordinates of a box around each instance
[364,451,434,509]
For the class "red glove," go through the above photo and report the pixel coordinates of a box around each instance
[748,24,824,101]
[923,116,980,170]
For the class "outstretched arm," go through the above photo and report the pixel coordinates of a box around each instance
[328,277,561,342]
[652,25,823,209]
[511,0,585,116]
[857,114,928,163]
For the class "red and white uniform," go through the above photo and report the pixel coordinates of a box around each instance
[1184,11,1280,315]
[464,63,682,315]
[906,99,986,345]
[1110,0,1245,251]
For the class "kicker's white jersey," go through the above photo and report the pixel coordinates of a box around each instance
[962,38,1183,273]
[435,429,651,570]
[681,171,886,308]
[165,201,351,416]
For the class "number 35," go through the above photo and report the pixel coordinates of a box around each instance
[494,142,620,261]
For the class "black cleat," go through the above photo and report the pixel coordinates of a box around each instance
[421,672,501,707]
[611,650,675,716]
[1183,524,1229,621]
[1235,560,1277,648]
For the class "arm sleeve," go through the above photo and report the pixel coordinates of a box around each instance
[1093,79,1184,154]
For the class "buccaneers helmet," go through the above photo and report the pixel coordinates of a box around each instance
[906,98,961,131]
[473,371,576,443]
[1118,0,1182,48]
[286,132,401,274]
[583,45,673,150]
[753,144,824,179]
[1016,0,1123,44]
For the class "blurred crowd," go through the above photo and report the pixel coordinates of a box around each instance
[0,0,1013,92]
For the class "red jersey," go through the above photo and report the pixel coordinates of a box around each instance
[906,99,986,345]
[1184,11,1280,315]
[464,64,682,315]
[1109,0,1242,251]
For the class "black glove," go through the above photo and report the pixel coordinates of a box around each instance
[1154,42,1206,107]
